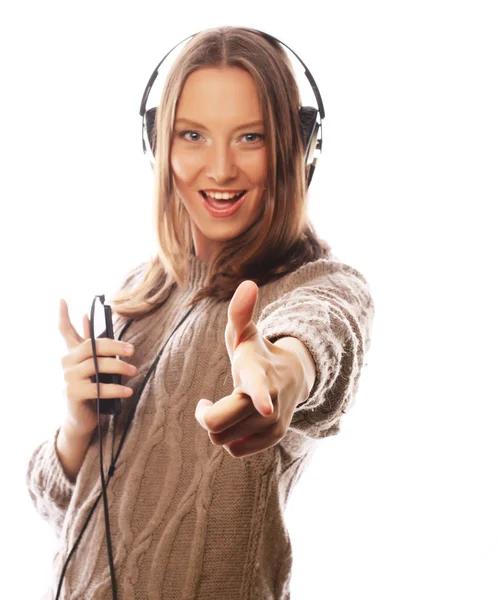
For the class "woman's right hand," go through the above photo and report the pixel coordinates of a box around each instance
[58,299,137,436]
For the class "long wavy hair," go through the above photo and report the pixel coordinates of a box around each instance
[111,26,331,319]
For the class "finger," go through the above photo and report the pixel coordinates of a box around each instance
[225,426,283,459]
[59,299,84,350]
[209,412,276,447]
[82,312,91,340]
[74,338,135,365]
[227,281,259,349]
[62,336,134,370]
[195,399,214,429]
[237,364,274,417]
[72,356,137,381]
[196,389,255,434]
[79,380,134,400]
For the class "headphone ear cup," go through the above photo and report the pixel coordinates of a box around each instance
[144,107,158,156]
[298,106,319,165]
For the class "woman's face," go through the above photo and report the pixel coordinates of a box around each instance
[170,66,268,262]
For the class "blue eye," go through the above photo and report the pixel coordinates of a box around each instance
[242,133,264,143]
[177,130,202,142]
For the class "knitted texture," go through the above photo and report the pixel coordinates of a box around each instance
[26,253,375,599]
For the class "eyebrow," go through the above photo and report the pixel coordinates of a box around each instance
[175,118,264,131]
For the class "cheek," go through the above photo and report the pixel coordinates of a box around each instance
[170,147,202,182]
[240,150,267,182]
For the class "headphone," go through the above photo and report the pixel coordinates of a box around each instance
[139,28,326,187]
[56,29,325,600]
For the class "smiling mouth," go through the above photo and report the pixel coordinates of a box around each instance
[200,190,247,202]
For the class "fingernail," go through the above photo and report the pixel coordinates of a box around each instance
[265,399,273,416]
[197,409,207,428]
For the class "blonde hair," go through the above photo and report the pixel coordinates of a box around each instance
[111,26,331,319]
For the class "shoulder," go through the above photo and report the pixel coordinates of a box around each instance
[258,254,372,306]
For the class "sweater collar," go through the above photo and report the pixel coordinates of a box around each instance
[187,253,210,290]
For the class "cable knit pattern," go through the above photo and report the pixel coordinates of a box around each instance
[26,252,375,599]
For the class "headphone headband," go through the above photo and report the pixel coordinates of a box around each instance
[139,29,325,120]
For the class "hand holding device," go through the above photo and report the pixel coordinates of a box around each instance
[58,298,136,436]
[89,296,127,416]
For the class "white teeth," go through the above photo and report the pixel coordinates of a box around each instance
[204,191,244,200]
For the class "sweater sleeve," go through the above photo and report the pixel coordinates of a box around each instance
[257,260,375,439]
[26,427,76,537]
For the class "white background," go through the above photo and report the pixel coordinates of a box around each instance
[1,1,497,598]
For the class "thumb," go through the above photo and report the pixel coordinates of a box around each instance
[227,280,259,349]
[82,312,91,340]
[58,299,85,350]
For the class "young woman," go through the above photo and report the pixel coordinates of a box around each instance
[27,26,375,600]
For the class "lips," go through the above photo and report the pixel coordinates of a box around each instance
[200,190,248,218]
[200,190,247,201]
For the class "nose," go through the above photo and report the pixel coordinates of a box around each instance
[205,142,237,183]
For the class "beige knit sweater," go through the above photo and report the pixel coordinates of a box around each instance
[26,252,375,599]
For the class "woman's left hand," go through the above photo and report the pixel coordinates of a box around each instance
[195,280,309,459]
